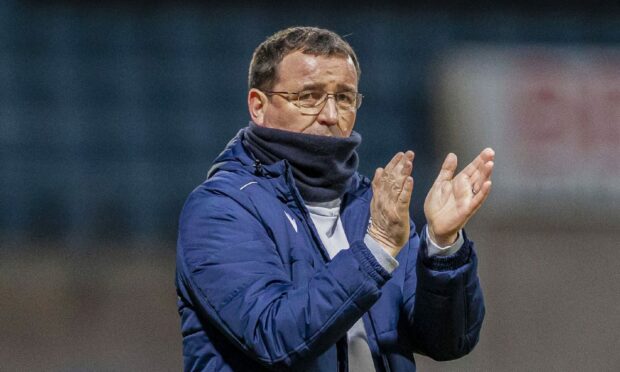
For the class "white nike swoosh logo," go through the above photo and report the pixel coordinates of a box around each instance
[284,211,298,233]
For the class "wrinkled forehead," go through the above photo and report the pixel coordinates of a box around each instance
[274,51,358,88]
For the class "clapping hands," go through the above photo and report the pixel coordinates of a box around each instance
[368,148,495,256]
[424,148,495,246]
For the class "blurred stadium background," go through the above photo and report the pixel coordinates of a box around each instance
[1,1,619,370]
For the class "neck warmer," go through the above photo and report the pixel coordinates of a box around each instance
[242,122,361,202]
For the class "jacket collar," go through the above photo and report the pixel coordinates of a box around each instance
[208,127,286,179]
[208,126,370,206]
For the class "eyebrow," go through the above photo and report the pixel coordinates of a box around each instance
[299,83,357,92]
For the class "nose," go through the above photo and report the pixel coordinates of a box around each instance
[316,96,339,127]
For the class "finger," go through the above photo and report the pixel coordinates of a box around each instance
[391,153,407,176]
[462,148,495,177]
[404,150,414,163]
[384,152,404,173]
[470,180,492,214]
[392,154,414,191]
[480,160,494,180]
[463,148,495,177]
[394,150,414,178]
[372,167,384,188]
[384,152,413,191]
[470,160,494,194]
[434,153,457,185]
[398,176,414,206]
[401,151,415,176]
[399,157,413,177]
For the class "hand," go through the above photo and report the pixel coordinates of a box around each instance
[368,151,415,257]
[424,148,495,246]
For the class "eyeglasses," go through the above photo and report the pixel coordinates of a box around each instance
[264,89,363,115]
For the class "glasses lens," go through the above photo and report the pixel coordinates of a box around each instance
[297,90,325,108]
[297,90,362,114]
[335,92,358,111]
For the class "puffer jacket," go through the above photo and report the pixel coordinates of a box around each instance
[176,128,485,371]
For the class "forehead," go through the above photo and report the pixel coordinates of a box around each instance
[274,51,358,89]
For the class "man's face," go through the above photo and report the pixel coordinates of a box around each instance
[250,51,359,137]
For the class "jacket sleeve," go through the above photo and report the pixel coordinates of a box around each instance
[401,225,485,361]
[176,188,391,369]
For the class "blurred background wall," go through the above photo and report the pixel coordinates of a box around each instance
[1,1,619,370]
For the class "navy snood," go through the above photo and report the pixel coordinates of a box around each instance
[242,122,361,202]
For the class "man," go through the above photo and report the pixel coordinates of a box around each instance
[176,26,494,371]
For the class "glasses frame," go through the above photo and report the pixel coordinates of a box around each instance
[263,89,363,114]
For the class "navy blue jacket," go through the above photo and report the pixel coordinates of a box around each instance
[176,129,485,371]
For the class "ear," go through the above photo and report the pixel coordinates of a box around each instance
[248,88,268,125]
